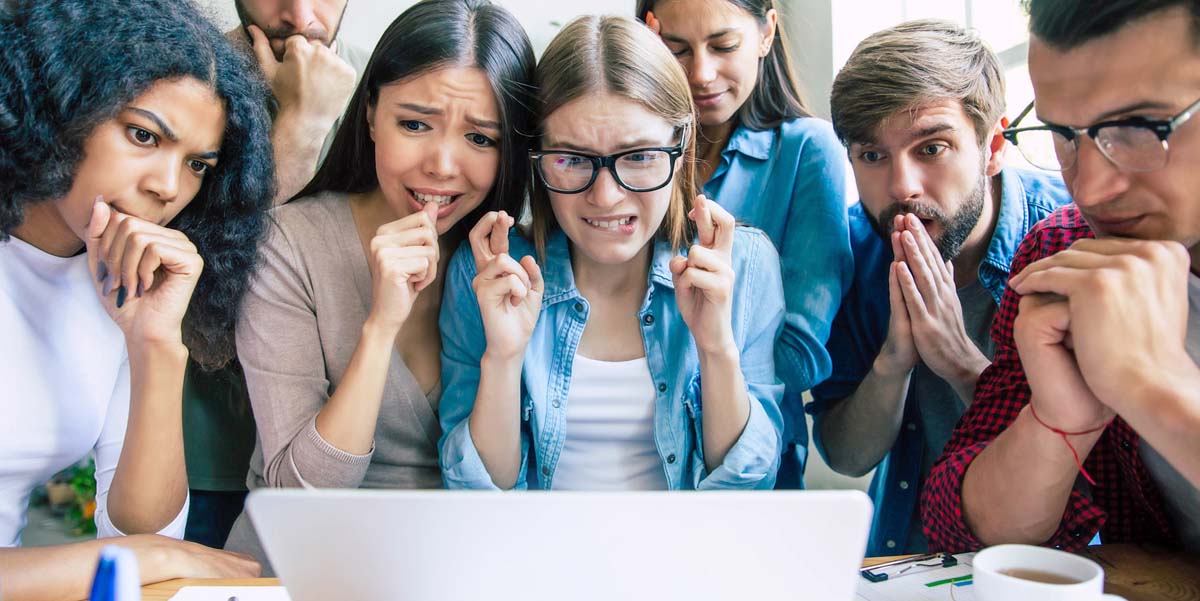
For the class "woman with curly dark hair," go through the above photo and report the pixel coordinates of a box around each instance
[223,0,535,573]
[0,0,273,597]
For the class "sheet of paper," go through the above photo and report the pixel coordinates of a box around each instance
[857,553,976,601]
[168,586,292,601]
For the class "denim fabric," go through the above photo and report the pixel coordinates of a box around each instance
[439,227,787,490]
[702,118,853,487]
[810,168,1071,555]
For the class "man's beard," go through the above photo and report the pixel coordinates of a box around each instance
[865,169,988,262]
[235,0,348,60]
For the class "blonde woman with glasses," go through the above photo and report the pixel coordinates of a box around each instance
[437,15,787,491]
[637,0,854,488]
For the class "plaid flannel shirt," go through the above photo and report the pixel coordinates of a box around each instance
[920,204,1177,552]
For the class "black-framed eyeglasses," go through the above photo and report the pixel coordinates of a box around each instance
[1003,97,1200,172]
[529,131,687,194]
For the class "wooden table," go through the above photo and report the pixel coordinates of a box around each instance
[142,578,280,601]
[142,544,1198,600]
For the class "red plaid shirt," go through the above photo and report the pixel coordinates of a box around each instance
[920,205,1177,553]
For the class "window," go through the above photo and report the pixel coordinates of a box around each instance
[793,0,1042,169]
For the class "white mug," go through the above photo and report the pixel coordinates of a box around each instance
[973,544,1127,601]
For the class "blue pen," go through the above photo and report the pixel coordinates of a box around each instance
[88,545,140,601]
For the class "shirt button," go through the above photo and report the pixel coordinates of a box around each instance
[898,480,910,490]
[886,540,897,549]
[658,383,667,393]
[1071,530,1083,539]
[906,422,917,432]
[553,400,561,408]
[541,466,551,476]
[1121,440,1133,451]
[643,314,655,326]
[667,454,677,464]
[573,302,583,312]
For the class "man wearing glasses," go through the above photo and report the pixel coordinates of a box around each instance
[813,20,1070,556]
[924,0,1200,553]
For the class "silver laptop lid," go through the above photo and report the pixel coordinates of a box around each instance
[247,489,872,601]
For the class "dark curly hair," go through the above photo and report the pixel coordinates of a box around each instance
[295,0,536,236]
[0,0,276,369]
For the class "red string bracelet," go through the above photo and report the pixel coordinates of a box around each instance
[1027,404,1113,487]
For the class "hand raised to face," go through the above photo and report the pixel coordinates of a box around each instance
[887,213,990,394]
[85,197,203,349]
[366,200,441,334]
[247,24,357,126]
[1010,237,1193,418]
[469,211,544,361]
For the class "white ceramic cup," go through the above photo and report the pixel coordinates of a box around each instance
[973,544,1127,601]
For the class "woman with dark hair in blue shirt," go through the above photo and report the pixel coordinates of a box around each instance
[638,0,853,487]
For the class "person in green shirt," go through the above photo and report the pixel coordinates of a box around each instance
[182,0,369,549]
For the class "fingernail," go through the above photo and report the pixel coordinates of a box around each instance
[116,286,127,309]
[136,282,144,298]
[102,274,114,297]
[97,262,108,284]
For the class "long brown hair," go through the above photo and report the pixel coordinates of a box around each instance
[529,15,698,259]
[636,0,811,130]
[294,0,536,241]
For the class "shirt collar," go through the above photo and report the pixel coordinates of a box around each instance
[722,124,775,161]
[540,228,677,305]
[981,168,1028,278]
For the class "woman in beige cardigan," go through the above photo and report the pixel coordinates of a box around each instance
[224,0,536,571]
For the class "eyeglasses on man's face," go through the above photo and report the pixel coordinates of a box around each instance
[1002,96,1200,173]
[530,131,687,195]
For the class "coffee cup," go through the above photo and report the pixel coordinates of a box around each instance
[973,544,1126,601]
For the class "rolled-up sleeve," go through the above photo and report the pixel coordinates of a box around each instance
[236,219,373,489]
[775,122,852,394]
[693,392,782,490]
[438,245,531,490]
[694,231,786,490]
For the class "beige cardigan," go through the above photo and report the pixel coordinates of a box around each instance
[226,193,442,569]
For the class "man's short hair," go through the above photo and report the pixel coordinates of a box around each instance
[1024,0,1200,50]
[830,19,1005,147]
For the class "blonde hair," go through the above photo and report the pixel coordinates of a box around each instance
[528,15,698,259]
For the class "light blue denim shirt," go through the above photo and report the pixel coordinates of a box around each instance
[438,226,786,490]
[702,117,853,485]
[810,168,1072,555]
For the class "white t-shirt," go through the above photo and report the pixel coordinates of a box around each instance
[0,236,187,545]
[551,354,668,490]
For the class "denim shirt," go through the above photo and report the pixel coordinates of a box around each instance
[809,168,1071,555]
[702,118,853,482]
[438,227,786,490]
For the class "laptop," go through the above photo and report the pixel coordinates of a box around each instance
[246,489,873,601]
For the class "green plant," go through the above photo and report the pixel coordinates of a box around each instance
[62,459,97,536]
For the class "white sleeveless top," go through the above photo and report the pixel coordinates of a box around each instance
[551,354,668,490]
